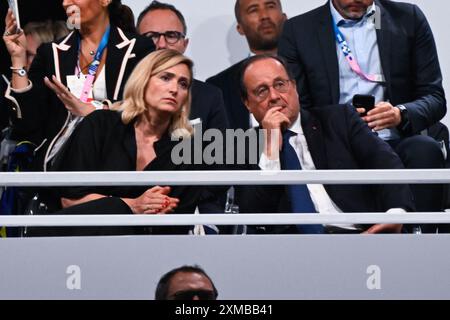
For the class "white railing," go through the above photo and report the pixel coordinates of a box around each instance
[0,213,450,227]
[1,169,450,186]
[1,170,449,227]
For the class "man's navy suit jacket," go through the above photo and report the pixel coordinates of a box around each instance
[237,106,415,220]
[190,79,229,132]
[206,60,250,131]
[278,0,446,135]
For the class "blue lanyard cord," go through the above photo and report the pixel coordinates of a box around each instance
[331,17,384,83]
[332,20,352,58]
[77,25,111,77]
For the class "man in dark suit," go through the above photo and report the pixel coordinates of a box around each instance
[278,0,446,231]
[237,54,414,234]
[206,0,287,130]
[137,1,229,132]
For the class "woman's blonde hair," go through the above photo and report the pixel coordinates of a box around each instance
[114,49,194,137]
[24,20,69,44]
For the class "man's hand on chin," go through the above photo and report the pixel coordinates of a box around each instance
[262,106,291,158]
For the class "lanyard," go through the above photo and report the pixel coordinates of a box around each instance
[332,19,384,83]
[77,25,110,102]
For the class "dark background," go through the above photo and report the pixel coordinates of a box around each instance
[0,0,66,76]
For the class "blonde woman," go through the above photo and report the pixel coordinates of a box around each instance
[47,49,206,235]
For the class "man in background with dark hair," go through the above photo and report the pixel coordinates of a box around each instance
[155,265,218,300]
[137,0,229,133]
[207,0,286,130]
[205,1,286,230]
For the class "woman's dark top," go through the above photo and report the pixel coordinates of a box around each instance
[45,110,209,236]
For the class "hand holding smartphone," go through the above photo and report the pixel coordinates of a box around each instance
[7,0,21,33]
[352,94,375,116]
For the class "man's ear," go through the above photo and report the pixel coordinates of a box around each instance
[236,23,245,36]
[291,80,297,90]
[243,98,252,112]
[291,80,300,100]
[282,13,288,22]
[179,38,189,54]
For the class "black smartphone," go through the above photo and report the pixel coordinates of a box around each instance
[352,94,375,116]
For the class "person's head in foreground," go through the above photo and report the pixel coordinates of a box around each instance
[155,265,218,300]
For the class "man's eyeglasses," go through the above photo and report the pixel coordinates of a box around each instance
[170,289,217,300]
[143,31,186,44]
[252,79,292,102]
